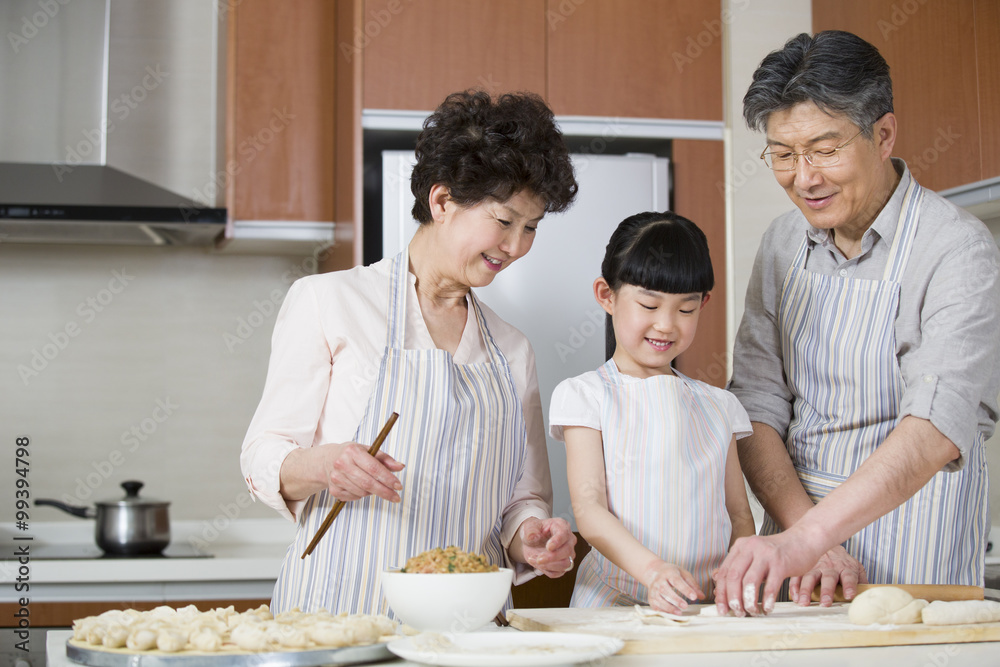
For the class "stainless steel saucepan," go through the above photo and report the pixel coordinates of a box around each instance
[35,480,170,555]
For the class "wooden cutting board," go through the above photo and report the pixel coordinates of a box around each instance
[507,602,1000,654]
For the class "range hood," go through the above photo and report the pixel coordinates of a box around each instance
[0,0,226,246]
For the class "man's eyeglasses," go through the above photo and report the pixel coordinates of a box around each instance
[760,128,865,171]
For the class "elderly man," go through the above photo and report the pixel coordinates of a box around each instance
[716,30,1000,616]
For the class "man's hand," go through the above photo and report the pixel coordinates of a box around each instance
[789,545,868,606]
[517,517,577,578]
[712,527,826,616]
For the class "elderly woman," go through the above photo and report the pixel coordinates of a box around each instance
[241,90,579,615]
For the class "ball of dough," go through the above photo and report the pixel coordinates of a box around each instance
[848,587,928,625]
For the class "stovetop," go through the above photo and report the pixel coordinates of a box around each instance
[20,543,212,560]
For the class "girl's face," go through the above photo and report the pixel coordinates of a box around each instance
[595,280,708,378]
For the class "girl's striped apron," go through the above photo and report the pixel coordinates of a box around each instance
[271,251,527,615]
[762,178,988,585]
[571,360,734,606]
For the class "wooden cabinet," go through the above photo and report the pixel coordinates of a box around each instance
[362,0,546,111]
[813,0,999,191]
[672,140,726,386]
[362,0,721,119]
[226,0,362,267]
[975,0,1000,181]
[546,0,722,119]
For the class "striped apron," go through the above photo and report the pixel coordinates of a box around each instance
[571,360,733,606]
[763,178,988,585]
[271,251,526,614]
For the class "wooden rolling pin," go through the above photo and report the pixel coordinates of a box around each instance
[812,583,984,603]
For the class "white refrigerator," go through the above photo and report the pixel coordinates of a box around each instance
[382,152,670,525]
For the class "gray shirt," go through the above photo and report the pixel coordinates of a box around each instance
[730,159,1000,467]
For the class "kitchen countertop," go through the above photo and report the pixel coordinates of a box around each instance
[44,629,1000,667]
[1,519,296,602]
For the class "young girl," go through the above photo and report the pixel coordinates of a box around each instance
[549,211,755,613]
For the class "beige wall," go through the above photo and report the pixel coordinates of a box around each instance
[0,244,308,526]
[722,0,999,531]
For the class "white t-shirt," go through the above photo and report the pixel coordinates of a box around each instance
[549,366,751,442]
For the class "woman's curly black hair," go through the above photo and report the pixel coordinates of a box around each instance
[410,90,578,223]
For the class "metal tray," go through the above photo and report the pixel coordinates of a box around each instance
[66,639,394,667]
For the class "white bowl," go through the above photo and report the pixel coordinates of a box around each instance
[380,567,514,632]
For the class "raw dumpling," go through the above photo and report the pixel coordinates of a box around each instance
[126,627,158,651]
[231,622,269,651]
[189,627,223,652]
[101,624,129,649]
[270,624,310,649]
[85,624,107,646]
[156,628,189,652]
[249,604,273,621]
[72,617,98,642]
[308,622,354,648]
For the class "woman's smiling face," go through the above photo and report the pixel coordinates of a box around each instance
[439,188,547,288]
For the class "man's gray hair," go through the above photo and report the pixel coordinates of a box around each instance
[743,30,893,139]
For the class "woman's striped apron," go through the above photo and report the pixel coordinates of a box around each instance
[271,251,527,615]
[571,360,734,606]
[762,178,989,585]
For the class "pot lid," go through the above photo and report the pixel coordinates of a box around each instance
[97,480,169,507]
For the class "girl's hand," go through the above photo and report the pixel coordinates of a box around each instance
[644,561,705,613]
[517,517,577,578]
[322,442,405,502]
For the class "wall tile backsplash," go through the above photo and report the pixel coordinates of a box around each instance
[1,243,312,528]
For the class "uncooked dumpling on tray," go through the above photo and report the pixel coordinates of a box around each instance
[70,604,398,654]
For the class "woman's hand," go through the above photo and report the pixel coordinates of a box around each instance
[322,442,405,502]
[515,517,577,578]
[644,560,705,614]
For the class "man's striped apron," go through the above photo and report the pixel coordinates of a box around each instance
[271,251,526,614]
[762,178,988,585]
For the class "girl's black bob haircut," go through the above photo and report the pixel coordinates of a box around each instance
[602,211,714,296]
